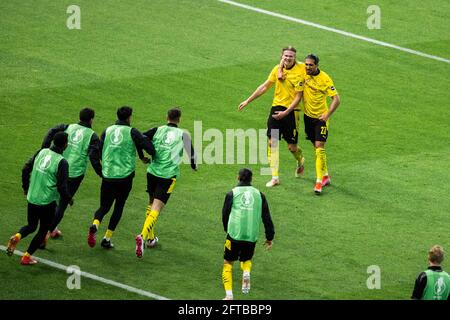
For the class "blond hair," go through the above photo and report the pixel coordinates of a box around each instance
[428,245,445,264]
[282,46,297,54]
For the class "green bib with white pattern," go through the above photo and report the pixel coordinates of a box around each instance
[227,186,262,242]
[102,125,136,179]
[27,148,64,205]
[148,125,184,178]
[64,123,94,178]
[422,270,450,300]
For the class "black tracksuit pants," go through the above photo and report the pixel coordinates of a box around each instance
[19,202,56,255]
[93,177,133,231]
[49,175,83,232]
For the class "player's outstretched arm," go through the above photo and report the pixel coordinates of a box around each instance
[238,80,273,111]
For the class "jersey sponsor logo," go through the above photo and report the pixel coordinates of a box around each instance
[240,191,254,208]
[435,277,447,296]
[70,128,84,144]
[110,128,123,145]
[39,154,52,171]
[162,131,177,146]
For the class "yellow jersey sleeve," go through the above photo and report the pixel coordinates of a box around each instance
[294,76,304,93]
[268,65,278,83]
[325,77,338,97]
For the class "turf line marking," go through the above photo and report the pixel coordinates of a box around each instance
[218,0,450,64]
[0,245,169,300]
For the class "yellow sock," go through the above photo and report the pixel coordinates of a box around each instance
[104,229,113,240]
[145,205,152,217]
[148,226,156,242]
[23,252,30,258]
[321,148,328,179]
[143,205,154,241]
[15,233,22,240]
[143,205,152,240]
[268,144,279,178]
[315,148,327,182]
[141,210,159,241]
[291,147,304,165]
[240,260,252,273]
[93,219,100,228]
[222,263,233,292]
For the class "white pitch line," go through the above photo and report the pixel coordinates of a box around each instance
[218,0,450,64]
[0,245,169,300]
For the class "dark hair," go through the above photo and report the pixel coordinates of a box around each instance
[238,168,253,184]
[167,107,182,122]
[117,106,133,121]
[79,107,95,122]
[53,131,68,148]
[305,53,319,65]
[282,46,297,53]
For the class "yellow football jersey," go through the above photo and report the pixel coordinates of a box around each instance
[268,62,304,108]
[302,69,337,118]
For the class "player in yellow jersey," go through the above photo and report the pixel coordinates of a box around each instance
[238,47,305,187]
[273,54,340,194]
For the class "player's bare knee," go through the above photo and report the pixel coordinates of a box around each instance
[315,142,325,149]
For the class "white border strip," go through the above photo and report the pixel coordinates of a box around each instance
[0,245,169,300]
[218,0,450,64]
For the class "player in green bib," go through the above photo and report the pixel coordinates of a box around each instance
[41,108,102,239]
[87,106,154,249]
[135,107,197,258]
[6,132,72,265]
[221,168,275,300]
[412,245,450,300]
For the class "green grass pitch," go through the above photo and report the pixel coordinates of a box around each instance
[1,0,449,300]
